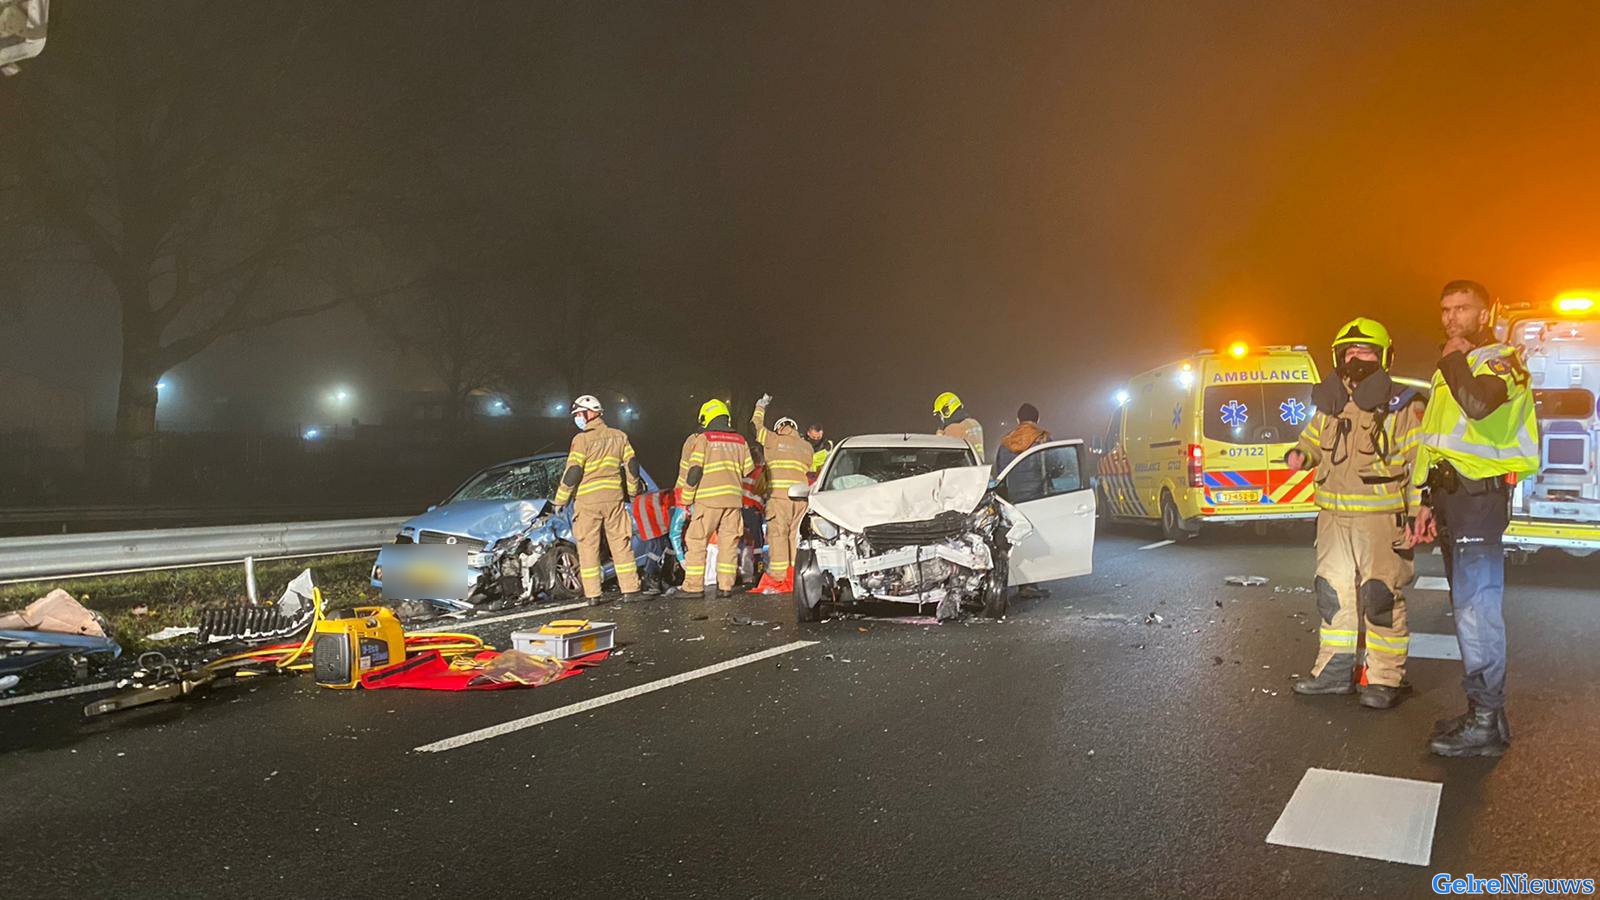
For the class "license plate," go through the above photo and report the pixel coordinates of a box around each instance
[1213,489,1262,504]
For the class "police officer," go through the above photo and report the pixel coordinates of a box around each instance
[1410,280,1539,757]
[1285,319,1424,709]
[553,395,643,605]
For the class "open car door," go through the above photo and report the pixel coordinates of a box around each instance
[996,439,1096,585]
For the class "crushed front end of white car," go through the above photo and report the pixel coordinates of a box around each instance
[794,467,1031,622]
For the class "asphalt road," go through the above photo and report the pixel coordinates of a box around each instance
[3,524,1598,898]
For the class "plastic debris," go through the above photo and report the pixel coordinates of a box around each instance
[1144,612,1164,625]
[1225,575,1269,586]
[146,626,199,642]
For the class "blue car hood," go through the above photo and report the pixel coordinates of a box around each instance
[402,498,551,543]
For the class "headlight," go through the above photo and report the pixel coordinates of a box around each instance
[810,516,839,540]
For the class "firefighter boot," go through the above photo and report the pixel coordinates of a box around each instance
[1358,684,1401,709]
[1293,653,1356,695]
[1429,707,1510,757]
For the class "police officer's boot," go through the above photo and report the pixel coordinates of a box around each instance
[1429,706,1510,757]
[1293,654,1356,695]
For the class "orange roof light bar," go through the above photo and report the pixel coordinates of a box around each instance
[1555,295,1595,314]
[1228,341,1249,358]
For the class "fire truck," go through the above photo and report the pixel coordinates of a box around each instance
[1496,293,1600,557]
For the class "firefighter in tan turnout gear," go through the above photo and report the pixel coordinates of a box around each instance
[554,395,644,605]
[750,394,813,594]
[676,399,755,598]
[934,391,985,464]
[1284,319,1425,709]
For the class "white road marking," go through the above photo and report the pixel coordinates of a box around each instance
[1138,540,1175,551]
[414,640,819,753]
[1267,768,1441,866]
[0,680,119,709]
[1413,575,1449,592]
[1407,632,1462,661]
[422,602,588,632]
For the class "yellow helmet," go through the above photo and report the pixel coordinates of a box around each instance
[1331,317,1394,369]
[933,391,963,419]
[697,398,731,428]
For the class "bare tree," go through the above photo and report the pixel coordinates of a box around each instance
[0,3,417,490]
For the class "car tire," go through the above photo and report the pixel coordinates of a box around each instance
[540,543,583,601]
[981,549,1010,619]
[1160,490,1191,542]
[794,548,827,622]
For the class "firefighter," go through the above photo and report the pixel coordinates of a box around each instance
[751,394,814,593]
[1284,318,1424,709]
[934,391,986,463]
[553,395,643,605]
[676,399,755,598]
[1410,280,1539,757]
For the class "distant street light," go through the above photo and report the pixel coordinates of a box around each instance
[302,427,322,440]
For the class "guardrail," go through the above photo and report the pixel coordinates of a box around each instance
[0,517,408,583]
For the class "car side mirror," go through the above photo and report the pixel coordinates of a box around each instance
[788,484,810,500]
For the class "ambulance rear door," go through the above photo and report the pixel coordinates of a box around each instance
[1197,351,1318,514]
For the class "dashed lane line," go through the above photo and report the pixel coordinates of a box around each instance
[414,640,820,753]
[1414,576,1449,592]
[1138,540,1175,551]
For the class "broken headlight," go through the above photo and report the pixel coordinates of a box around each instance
[810,516,839,540]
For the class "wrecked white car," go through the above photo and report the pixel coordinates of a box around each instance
[790,434,1096,622]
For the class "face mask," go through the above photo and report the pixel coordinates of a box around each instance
[573,414,589,430]
[1337,357,1380,383]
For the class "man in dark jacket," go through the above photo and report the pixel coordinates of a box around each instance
[993,403,1051,478]
[994,403,1052,600]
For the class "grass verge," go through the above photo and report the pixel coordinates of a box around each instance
[0,552,382,657]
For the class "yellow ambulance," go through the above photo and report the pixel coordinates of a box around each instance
[1098,343,1322,539]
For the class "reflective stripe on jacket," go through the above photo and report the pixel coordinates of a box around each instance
[554,423,641,507]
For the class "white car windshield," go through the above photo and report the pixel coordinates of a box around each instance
[822,447,975,491]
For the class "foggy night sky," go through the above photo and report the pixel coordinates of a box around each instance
[8,0,1600,441]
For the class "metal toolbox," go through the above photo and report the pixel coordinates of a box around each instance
[510,620,616,660]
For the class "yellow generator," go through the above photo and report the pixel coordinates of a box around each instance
[312,606,406,689]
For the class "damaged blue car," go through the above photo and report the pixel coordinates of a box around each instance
[371,452,669,611]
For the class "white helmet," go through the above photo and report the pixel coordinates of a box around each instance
[775,416,798,433]
[572,395,603,415]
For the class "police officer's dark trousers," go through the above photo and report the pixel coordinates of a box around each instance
[1435,476,1511,711]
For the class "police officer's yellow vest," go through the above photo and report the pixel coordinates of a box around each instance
[1413,343,1540,484]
